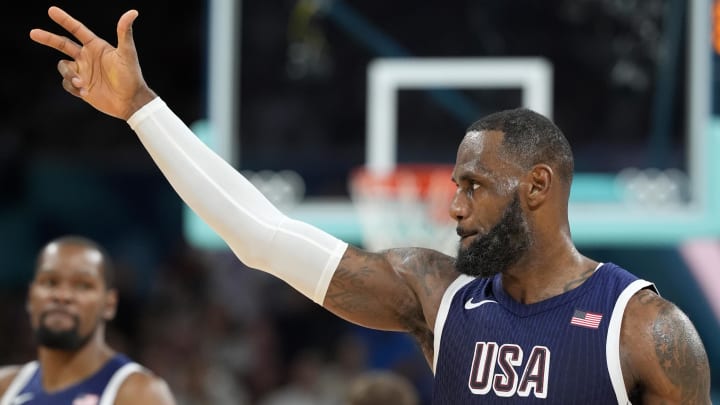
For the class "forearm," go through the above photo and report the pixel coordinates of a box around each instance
[127,98,348,303]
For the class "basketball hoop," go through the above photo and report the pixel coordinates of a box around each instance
[349,164,458,256]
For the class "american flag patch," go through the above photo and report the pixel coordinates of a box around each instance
[570,309,603,329]
[72,393,99,405]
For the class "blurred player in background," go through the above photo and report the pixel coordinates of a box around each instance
[0,236,175,404]
[30,6,711,404]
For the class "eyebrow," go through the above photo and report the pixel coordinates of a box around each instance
[35,267,100,278]
[452,165,494,182]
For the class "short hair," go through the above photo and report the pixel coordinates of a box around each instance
[36,235,115,289]
[467,108,574,185]
[347,371,419,405]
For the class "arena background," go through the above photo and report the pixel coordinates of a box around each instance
[2,1,719,403]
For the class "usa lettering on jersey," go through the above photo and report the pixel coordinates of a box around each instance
[468,342,550,399]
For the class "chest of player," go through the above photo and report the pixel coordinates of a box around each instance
[443,306,613,396]
[432,279,621,403]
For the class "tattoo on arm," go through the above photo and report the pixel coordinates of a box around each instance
[325,248,429,320]
[637,290,711,404]
[325,264,374,313]
[325,246,456,353]
[396,248,454,297]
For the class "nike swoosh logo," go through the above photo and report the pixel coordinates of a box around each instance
[465,298,497,310]
[12,393,34,405]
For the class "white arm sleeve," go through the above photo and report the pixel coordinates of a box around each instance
[127,97,348,304]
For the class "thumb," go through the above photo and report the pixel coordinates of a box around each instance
[117,9,139,54]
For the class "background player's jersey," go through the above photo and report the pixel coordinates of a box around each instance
[432,263,655,404]
[0,353,142,405]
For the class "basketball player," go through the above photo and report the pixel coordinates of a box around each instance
[0,236,176,404]
[30,7,711,403]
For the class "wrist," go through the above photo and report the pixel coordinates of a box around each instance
[124,86,158,120]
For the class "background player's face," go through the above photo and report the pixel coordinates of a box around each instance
[451,131,532,277]
[27,243,117,351]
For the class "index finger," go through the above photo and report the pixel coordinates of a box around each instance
[29,29,82,59]
[47,6,97,45]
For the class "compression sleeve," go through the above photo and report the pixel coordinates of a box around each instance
[127,97,348,304]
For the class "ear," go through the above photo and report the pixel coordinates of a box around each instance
[525,164,553,209]
[103,289,119,321]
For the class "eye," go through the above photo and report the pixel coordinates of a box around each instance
[75,281,94,291]
[453,178,485,198]
[465,182,482,196]
[39,278,58,287]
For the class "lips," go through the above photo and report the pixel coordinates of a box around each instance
[456,227,477,239]
[40,309,78,327]
[42,308,75,317]
[456,228,478,246]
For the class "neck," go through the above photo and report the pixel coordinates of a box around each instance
[501,229,597,304]
[37,331,114,392]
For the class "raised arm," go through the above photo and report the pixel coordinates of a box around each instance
[620,289,711,404]
[30,7,460,344]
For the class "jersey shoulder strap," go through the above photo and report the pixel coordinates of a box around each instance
[0,361,39,405]
[98,362,144,405]
[433,274,475,373]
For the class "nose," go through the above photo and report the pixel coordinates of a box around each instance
[50,283,75,303]
[449,188,470,222]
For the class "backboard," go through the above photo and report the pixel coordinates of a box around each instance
[185,0,720,250]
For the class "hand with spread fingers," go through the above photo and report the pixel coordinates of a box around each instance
[30,6,156,120]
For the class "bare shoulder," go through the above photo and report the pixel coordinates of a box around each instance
[115,369,176,405]
[620,288,711,404]
[0,365,22,396]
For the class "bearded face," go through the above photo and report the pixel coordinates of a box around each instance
[455,193,532,278]
[34,311,94,351]
[28,242,115,353]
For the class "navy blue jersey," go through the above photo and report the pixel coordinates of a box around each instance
[0,354,143,405]
[432,263,655,404]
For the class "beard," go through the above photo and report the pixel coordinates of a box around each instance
[34,312,93,351]
[455,193,532,278]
